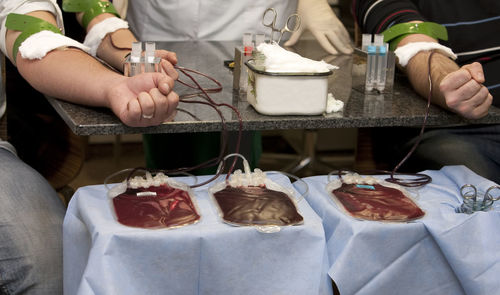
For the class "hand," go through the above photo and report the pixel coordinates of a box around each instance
[284,0,353,55]
[107,72,179,127]
[440,62,492,119]
[156,49,179,80]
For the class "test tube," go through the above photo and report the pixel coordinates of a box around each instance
[144,41,156,73]
[376,45,388,92]
[129,41,142,76]
[365,45,376,92]
[255,33,266,47]
[361,34,372,51]
[243,32,253,56]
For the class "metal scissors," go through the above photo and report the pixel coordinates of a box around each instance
[262,8,301,44]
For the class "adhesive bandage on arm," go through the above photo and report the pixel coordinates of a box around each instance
[6,13,89,63]
[84,17,129,56]
[394,42,457,67]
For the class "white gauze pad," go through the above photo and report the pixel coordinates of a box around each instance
[19,30,90,60]
[257,43,338,73]
[395,42,457,67]
[84,17,129,56]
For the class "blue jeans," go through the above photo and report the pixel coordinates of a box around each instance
[372,124,500,184]
[0,148,65,294]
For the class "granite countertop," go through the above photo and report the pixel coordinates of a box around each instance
[47,40,500,136]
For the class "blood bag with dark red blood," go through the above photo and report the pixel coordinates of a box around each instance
[210,167,304,227]
[213,185,303,226]
[327,174,424,222]
[108,172,200,229]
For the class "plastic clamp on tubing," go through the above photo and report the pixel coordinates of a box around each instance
[62,0,120,29]
[382,22,448,51]
[5,13,62,63]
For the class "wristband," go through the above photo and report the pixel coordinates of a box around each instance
[6,13,62,63]
[382,22,448,51]
[62,0,120,29]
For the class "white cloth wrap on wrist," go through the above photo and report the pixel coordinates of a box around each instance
[18,30,90,60]
[83,17,129,56]
[395,42,457,67]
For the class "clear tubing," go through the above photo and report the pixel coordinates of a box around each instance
[145,41,156,73]
[376,45,388,91]
[365,45,376,92]
[130,41,142,76]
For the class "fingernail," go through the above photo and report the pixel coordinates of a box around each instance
[162,82,170,91]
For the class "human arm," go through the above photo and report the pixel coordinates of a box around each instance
[284,0,353,55]
[400,33,492,119]
[353,0,492,119]
[4,10,178,127]
[71,0,178,78]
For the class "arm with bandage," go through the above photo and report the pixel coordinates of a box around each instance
[0,0,179,127]
[353,0,492,119]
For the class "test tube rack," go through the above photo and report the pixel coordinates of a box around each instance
[124,41,162,77]
[352,34,395,95]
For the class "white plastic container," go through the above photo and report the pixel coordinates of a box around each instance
[246,60,333,115]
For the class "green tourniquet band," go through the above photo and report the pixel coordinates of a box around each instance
[382,22,448,51]
[5,13,62,63]
[63,0,120,29]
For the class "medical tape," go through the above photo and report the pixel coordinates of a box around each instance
[84,17,129,56]
[394,42,456,67]
[62,0,120,29]
[5,13,62,63]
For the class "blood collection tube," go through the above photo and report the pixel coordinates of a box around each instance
[129,41,142,76]
[376,45,388,91]
[255,33,266,47]
[365,45,376,92]
[243,32,253,56]
[144,41,157,73]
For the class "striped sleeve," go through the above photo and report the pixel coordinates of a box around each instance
[352,0,425,34]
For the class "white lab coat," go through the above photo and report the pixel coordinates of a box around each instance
[126,0,298,41]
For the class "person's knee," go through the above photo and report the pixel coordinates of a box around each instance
[0,224,63,294]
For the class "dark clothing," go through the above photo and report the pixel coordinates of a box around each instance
[353,0,500,106]
[352,0,500,182]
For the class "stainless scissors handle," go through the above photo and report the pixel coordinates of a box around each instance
[262,8,278,28]
[460,184,477,201]
[262,8,302,44]
[276,13,301,44]
[262,8,279,42]
[485,185,500,201]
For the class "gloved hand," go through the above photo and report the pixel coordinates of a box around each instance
[284,0,353,55]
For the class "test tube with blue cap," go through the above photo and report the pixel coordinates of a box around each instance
[365,45,377,92]
[373,34,388,92]
[376,44,388,91]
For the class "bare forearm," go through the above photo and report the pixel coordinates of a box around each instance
[405,50,459,110]
[16,47,124,108]
[397,31,491,119]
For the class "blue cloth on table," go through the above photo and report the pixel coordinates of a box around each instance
[301,165,499,295]
[63,173,332,295]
